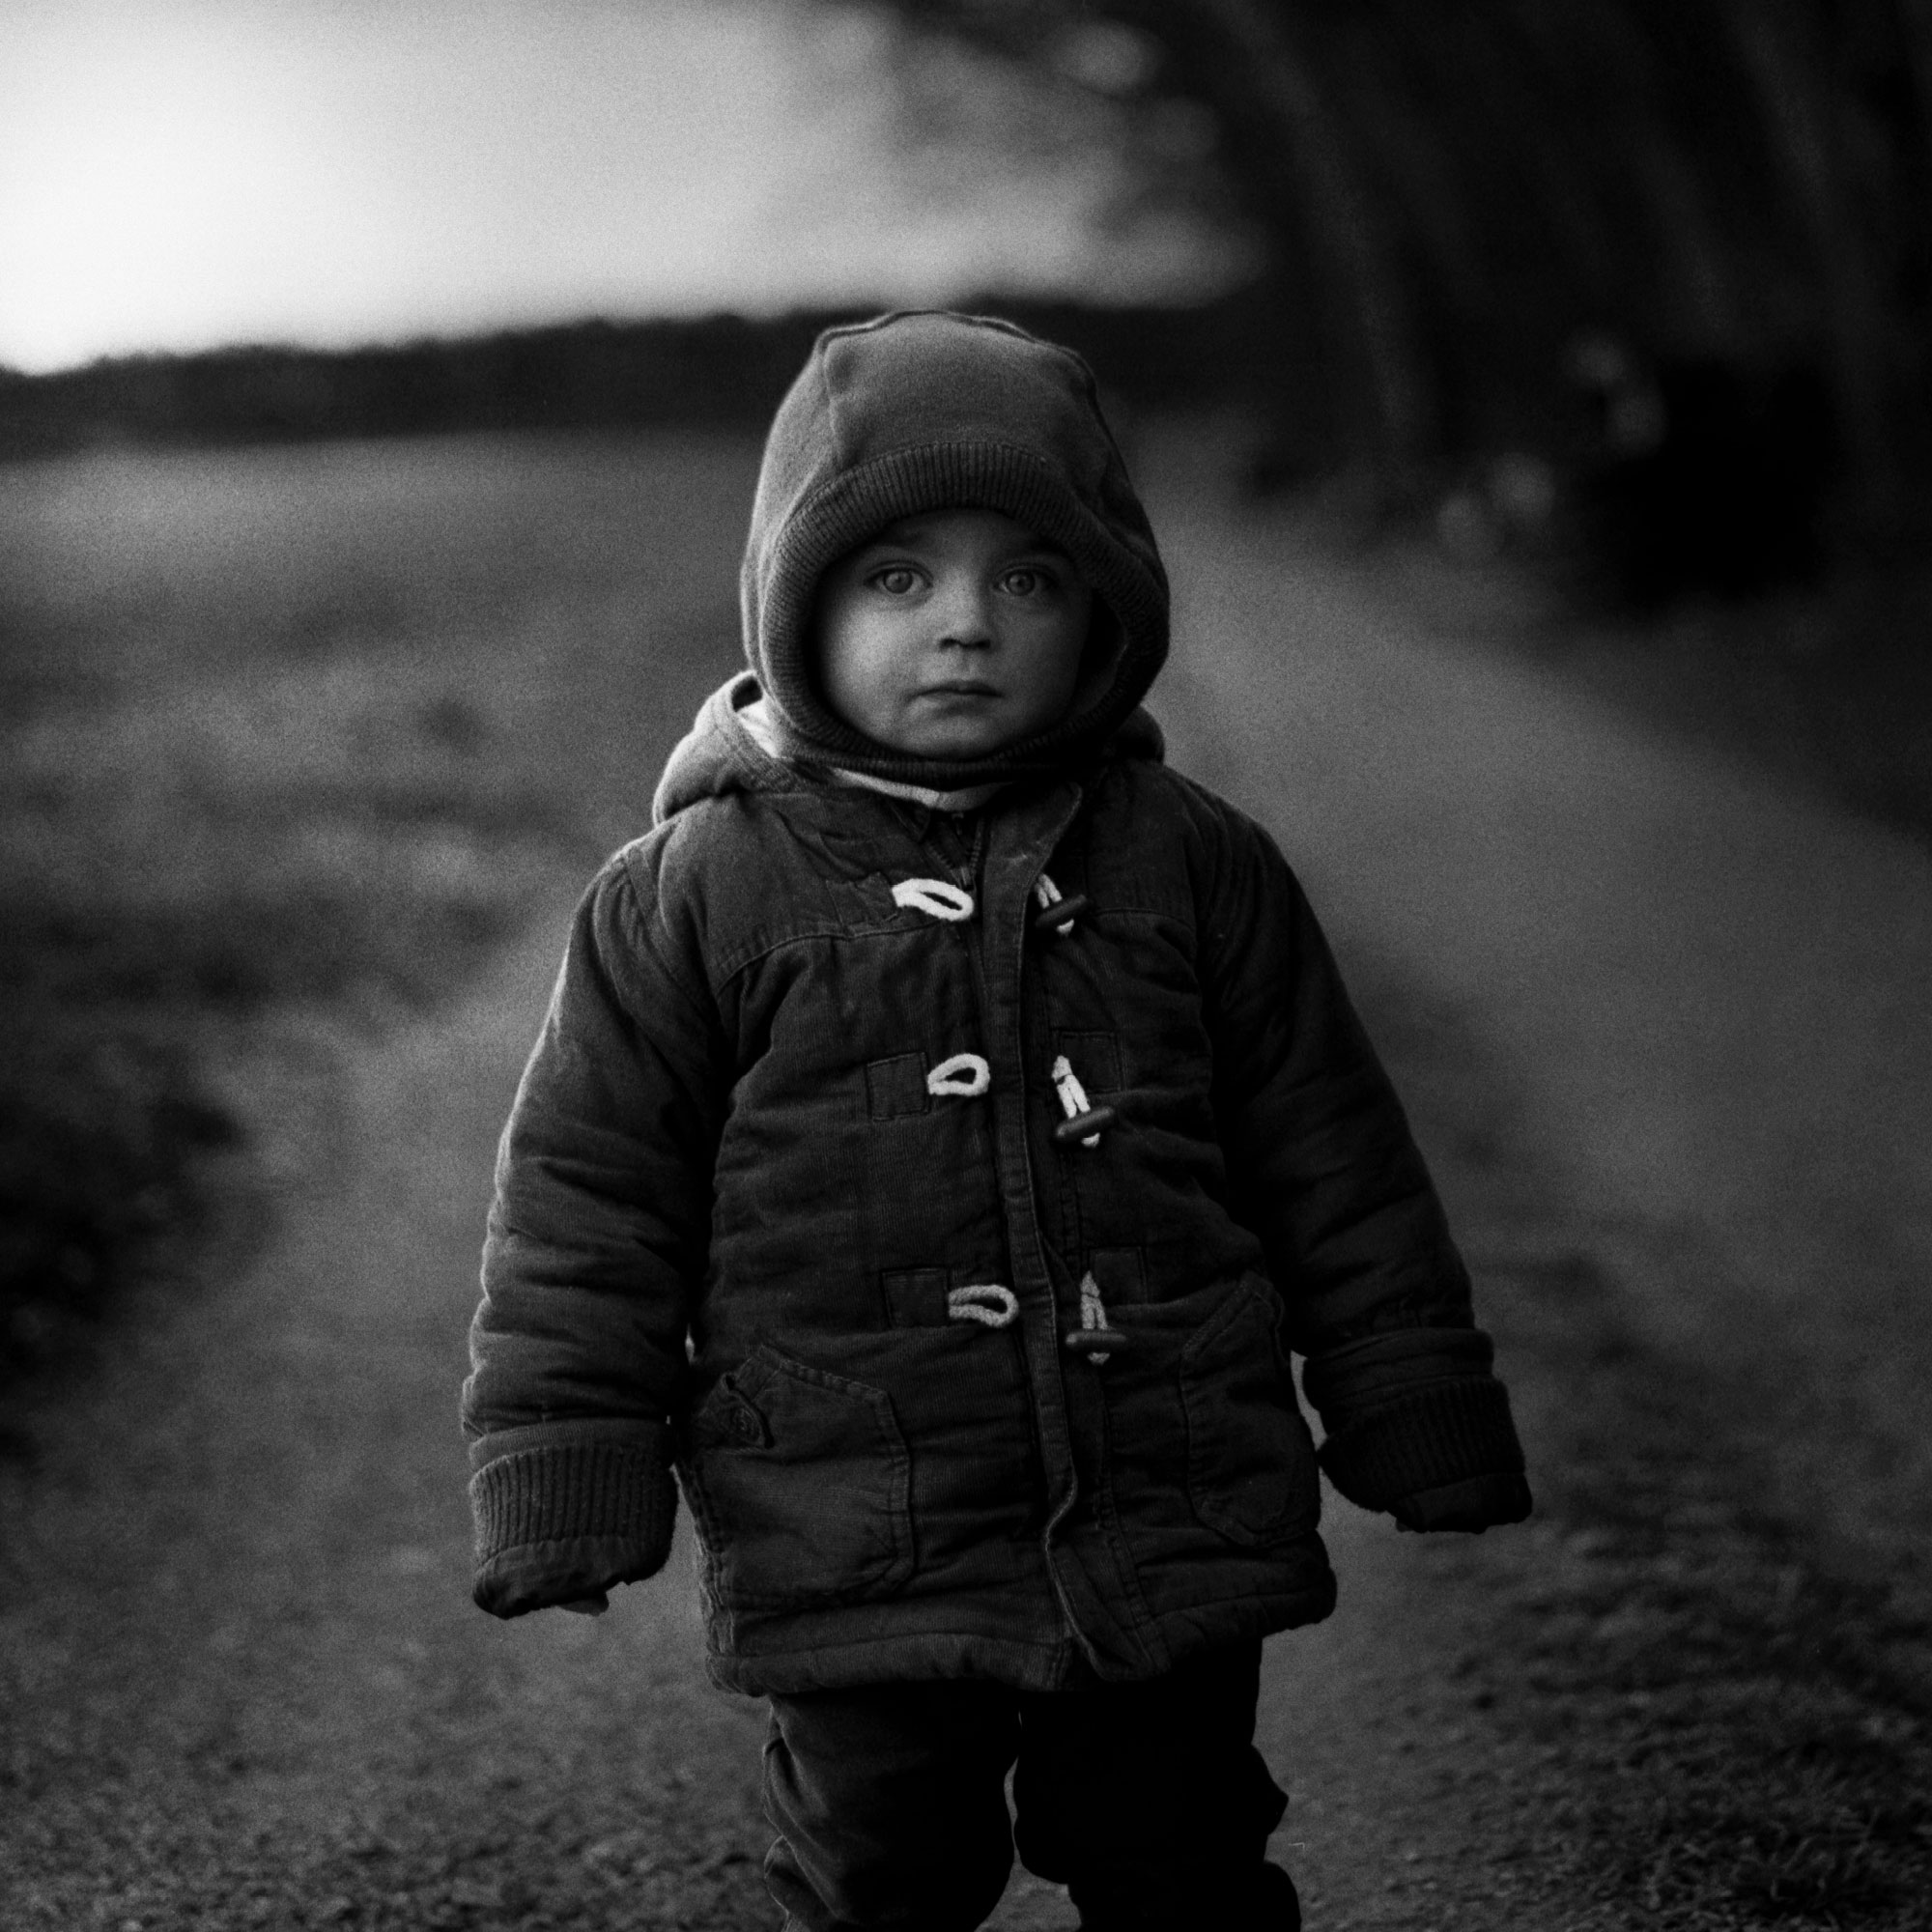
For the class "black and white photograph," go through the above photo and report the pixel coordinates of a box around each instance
[3,4,1930,1927]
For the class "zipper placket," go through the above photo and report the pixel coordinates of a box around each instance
[994,790,1112,1665]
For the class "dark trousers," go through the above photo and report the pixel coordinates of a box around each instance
[761,1640,1298,1932]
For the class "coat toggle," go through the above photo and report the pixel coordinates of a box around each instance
[894,878,976,922]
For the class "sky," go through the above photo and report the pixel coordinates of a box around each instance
[0,0,1237,373]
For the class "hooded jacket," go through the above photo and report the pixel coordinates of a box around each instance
[463,314,1529,1694]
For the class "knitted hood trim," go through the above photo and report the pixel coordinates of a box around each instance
[739,311,1170,789]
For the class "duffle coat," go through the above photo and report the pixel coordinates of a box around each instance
[463,678,1528,1694]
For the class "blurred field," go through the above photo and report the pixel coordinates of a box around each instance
[0,432,755,1392]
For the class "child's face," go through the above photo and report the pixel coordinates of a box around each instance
[813,510,1094,758]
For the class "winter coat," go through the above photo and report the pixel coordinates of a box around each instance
[462,311,1528,1695]
[463,679,1529,1694]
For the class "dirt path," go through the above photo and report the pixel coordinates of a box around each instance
[1,899,777,1929]
[5,483,1928,1929]
[1149,485,1932,1923]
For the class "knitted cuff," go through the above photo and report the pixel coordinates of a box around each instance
[1389,1470,1534,1532]
[469,1426,677,1619]
[1316,1376,1526,1516]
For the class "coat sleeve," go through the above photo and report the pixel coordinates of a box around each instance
[1196,798,1530,1533]
[462,847,725,1615]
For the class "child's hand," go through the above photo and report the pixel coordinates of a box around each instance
[556,1591,610,1615]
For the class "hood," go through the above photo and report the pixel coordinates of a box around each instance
[652,672,1167,826]
[738,310,1170,789]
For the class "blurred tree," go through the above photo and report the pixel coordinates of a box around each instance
[855,0,1932,552]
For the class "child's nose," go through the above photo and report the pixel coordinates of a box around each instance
[932,579,995,647]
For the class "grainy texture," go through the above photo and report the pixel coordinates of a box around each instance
[1,431,1926,1927]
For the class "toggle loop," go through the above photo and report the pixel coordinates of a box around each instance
[1050,1054,1089,1115]
[1049,1055,1107,1146]
[1032,871,1083,935]
[1072,1269,1117,1363]
[927,1052,991,1098]
[893,878,976,923]
[948,1283,1019,1329]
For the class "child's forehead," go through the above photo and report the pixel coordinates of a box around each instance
[858,509,1069,556]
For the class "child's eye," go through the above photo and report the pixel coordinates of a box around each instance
[870,565,922,595]
[1000,567,1051,597]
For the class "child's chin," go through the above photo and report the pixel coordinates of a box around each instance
[891,722,1018,760]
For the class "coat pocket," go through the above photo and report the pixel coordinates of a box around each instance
[1179,1283,1319,1548]
[685,1344,914,1611]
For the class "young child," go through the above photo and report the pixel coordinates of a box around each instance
[463,311,1531,1931]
